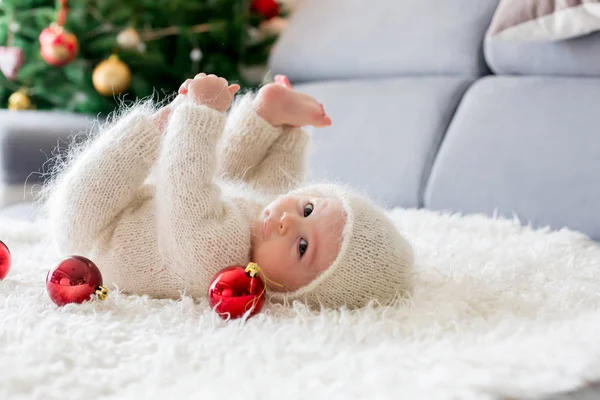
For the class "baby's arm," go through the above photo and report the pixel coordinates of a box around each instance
[155,75,247,278]
[46,104,163,253]
[219,76,330,195]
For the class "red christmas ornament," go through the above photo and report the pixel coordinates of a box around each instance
[251,0,280,19]
[0,241,11,280]
[208,263,266,319]
[46,256,108,306]
[39,23,79,67]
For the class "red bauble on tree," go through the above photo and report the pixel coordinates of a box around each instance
[251,0,280,20]
[208,263,266,319]
[0,241,11,280]
[39,23,79,67]
[46,256,108,306]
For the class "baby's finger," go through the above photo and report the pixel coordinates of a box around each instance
[179,79,192,94]
[194,73,207,79]
[228,84,241,95]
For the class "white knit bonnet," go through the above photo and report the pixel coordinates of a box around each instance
[269,184,415,309]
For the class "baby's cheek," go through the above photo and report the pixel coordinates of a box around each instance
[268,268,308,293]
[266,257,305,291]
[319,240,342,271]
[254,243,287,287]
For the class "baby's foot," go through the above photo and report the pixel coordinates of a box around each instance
[255,75,332,128]
[274,74,292,88]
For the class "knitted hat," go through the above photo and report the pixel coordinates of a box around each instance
[269,184,415,310]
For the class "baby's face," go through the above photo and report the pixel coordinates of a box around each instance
[251,194,346,292]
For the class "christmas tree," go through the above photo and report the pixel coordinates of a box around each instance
[0,0,286,115]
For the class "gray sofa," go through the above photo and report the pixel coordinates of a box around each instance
[269,0,600,241]
[1,0,599,246]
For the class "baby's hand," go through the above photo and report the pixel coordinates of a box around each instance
[179,73,240,113]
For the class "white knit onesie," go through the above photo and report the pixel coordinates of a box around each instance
[46,94,309,299]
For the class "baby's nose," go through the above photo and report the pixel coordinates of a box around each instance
[279,212,297,235]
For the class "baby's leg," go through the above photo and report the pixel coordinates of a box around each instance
[46,102,170,253]
[219,75,329,194]
[254,75,332,128]
[232,75,327,194]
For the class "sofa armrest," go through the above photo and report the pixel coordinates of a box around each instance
[0,110,93,207]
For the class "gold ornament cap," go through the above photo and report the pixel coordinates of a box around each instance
[95,286,109,301]
[245,262,261,278]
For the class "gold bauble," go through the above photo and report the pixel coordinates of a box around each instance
[92,55,132,96]
[8,91,32,111]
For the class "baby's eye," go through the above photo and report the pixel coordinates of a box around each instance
[298,238,308,258]
[303,203,314,217]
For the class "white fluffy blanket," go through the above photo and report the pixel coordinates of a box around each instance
[1,209,600,400]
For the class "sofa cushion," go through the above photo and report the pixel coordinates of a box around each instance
[0,110,92,185]
[270,0,500,82]
[296,77,473,209]
[487,0,600,41]
[425,76,600,241]
[485,31,600,76]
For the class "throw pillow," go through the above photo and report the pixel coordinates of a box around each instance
[487,0,600,41]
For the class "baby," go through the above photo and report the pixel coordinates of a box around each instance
[43,73,414,310]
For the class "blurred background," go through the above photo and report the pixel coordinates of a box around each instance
[1,0,599,248]
[0,0,296,115]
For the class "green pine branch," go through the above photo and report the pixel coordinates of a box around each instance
[0,0,280,115]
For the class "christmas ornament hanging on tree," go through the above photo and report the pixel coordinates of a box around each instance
[190,48,203,62]
[117,28,142,51]
[39,24,79,67]
[39,1,79,67]
[251,0,281,19]
[0,47,25,80]
[0,241,11,280]
[208,263,266,319]
[8,90,32,111]
[46,256,108,306]
[92,55,132,96]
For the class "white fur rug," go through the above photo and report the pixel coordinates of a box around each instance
[1,208,600,400]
